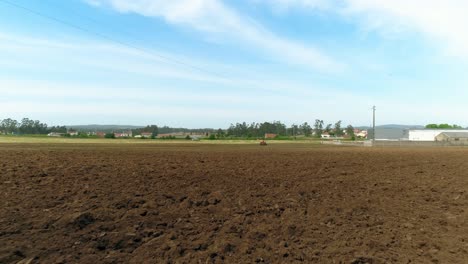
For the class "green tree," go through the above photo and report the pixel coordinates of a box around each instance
[19,118,34,134]
[438,124,451,129]
[425,124,438,129]
[0,118,19,134]
[426,124,463,129]
[325,124,332,134]
[300,122,312,137]
[49,126,67,133]
[78,132,89,138]
[17,118,48,134]
[314,119,324,138]
[289,124,299,137]
[216,128,225,138]
[105,133,115,139]
[346,125,355,138]
[334,120,343,137]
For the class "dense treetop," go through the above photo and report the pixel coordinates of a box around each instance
[425,124,463,129]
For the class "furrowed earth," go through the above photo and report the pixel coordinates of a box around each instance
[1,143,468,263]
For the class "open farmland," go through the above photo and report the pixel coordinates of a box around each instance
[2,143,468,263]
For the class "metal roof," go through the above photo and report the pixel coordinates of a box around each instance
[437,132,468,138]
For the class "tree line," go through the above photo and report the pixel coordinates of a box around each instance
[0,118,67,135]
[425,124,464,129]
[225,120,356,138]
[1,117,357,138]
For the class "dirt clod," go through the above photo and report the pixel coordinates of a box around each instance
[72,212,95,229]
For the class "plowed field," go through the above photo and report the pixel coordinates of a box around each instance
[2,144,468,263]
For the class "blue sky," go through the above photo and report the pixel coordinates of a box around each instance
[1,0,468,127]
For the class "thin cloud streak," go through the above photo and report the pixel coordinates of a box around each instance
[85,0,344,72]
[0,31,346,95]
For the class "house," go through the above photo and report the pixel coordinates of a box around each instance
[435,132,468,142]
[114,131,132,138]
[321,132,331,139]
[96,132,106,138]
[141,132,153,138]
[67,129,79,136]
[356,130,368,138]
[264,133,277,139]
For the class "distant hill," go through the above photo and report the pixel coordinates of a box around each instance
[356,124,424,130]
[378,124,425,129]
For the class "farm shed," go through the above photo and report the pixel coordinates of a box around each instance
[141,132,153,138]
[409,129,468,141]
[264,133,277,139]
[435,132,468,142]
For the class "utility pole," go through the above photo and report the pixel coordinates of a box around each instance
[372,106,376,144]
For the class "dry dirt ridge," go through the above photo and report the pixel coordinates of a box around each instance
[1,143,468,263]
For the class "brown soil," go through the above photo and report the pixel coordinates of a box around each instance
[1,143,468,263]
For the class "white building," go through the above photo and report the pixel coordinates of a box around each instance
[409,129,468,141]
[47,132,64,137]
[67,129,79,136]
[356,130,368,138]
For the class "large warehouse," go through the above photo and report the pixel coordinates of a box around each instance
[408,129,468,141]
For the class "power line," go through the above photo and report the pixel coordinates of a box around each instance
[44,0,178,60]
[0,0,230,81]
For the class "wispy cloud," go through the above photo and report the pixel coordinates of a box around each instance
[259,0,468,59]
[0,31,345,95]
[254,0,332,12]
[342,0,468,58]
[84,0,344,72]
[0,31,232,84]
[0,79,296,105]
[83,0,103,7]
